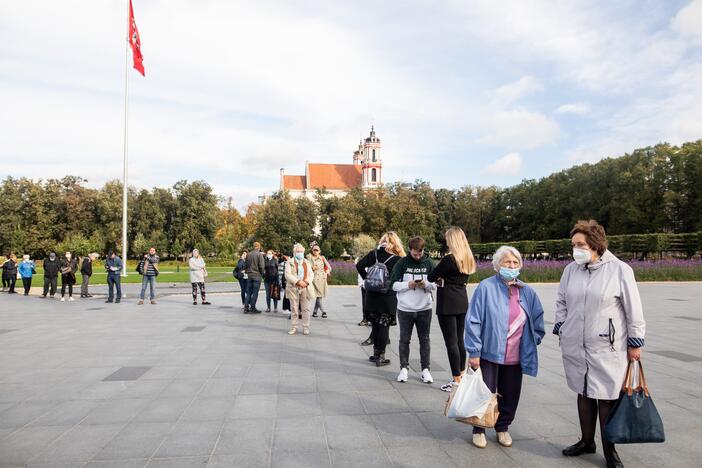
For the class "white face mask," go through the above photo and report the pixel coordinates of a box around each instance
[266,254,273,260]
[573,247,592,265]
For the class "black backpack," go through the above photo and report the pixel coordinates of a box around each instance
[363,251,395,293]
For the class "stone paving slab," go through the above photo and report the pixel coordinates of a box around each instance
[0,283,700,467]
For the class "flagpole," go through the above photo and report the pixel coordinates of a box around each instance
[121,0,130,277]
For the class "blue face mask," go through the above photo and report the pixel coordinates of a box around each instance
[294,252,304,261]
[499,267,520,281]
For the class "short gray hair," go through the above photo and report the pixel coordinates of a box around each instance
[492,245,523,271]
[293,243,305,252]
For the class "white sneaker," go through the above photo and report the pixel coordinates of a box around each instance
[497,431,512,447]
[60,297,65,302]
[440,380,456,392]
[421,368,433,383]
[472,433,487,448]
[397,368,408,382]
[68,297,75,302]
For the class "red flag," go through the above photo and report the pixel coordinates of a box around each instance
[129,0,145,76]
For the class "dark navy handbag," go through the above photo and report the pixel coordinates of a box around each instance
[604,360,665,444]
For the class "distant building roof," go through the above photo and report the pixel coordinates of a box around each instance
[282,175,305,190]
[282,163,362,191]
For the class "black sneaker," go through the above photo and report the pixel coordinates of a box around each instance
[312,311,318,317]
[202,301,211,305]
[193,301,197,305]
[250,308,261,314]
[321,312,327,319]
[105,299,113,303]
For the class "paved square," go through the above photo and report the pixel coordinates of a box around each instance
[0,282,700,467]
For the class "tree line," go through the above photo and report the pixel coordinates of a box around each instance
[1,140,700,259]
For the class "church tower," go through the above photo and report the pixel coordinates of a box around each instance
[361,126,382,189]
[353,140,363,165]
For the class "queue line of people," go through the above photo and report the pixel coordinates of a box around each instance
[349,221,644,468]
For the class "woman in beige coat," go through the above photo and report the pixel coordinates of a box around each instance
[309,245,332,318]
[285,243,314,335]
[554,220,645,468]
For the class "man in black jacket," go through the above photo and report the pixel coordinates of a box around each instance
[42,252,60,298]
[244,241,265,313]
[80,253,98,298]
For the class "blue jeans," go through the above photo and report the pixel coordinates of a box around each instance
[238,278,248,306]
[107,275,122,301]
[140,275,156,300]
[245,277,262,309]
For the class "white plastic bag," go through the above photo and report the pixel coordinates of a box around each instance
[446,367,494,420]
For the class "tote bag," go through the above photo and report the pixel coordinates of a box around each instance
[604,360,665,444]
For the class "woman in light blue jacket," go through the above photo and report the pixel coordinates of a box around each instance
[18,255,36,296]
[465,246,545,449]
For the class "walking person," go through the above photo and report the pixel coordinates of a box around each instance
[189,249,210,305]
[41,251,60,298]
[18,255,36,296]
[137,247,159,305]
[356,232,405,367]
[309,245,331,318]
[80,253,98,298]
[2,254,18,294]
[263,250,280,312]
[285,243,313,335]
[234,250,248,310]
[105,251,122,303]
[427,226,476,392]
[244,242,265,314]
[390,236,435,383]
[465,245,545,449]
[555,220,645,468]
[59,251,78,301]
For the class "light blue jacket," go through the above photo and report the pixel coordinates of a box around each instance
[465,275,545,377]
[18,260,35,278]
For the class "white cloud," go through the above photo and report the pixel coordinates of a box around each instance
[555,103,590,115]
[492,76,543,104]
[478,108,560,149]
[672,0,702,45]
[481,153,523,176]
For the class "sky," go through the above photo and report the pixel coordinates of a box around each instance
[2,0,702,210]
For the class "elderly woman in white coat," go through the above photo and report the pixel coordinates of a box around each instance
[189,249,210,305]
[285,243,313,335]
[554,220,645,468]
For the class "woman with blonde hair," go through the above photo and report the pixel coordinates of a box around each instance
[428,227,476,392]
[356,231,405,366]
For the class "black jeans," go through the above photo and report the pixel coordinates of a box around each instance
[6,276,16,293]
[438,313,467,377]
[398,309,432,370]
[473,360,523,434]
[245,277,261,309]
[107,275,122,301]
[43,276,57,296]
[21,277,32,294]
[372,322,389,355]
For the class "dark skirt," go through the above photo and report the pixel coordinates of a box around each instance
[366,292,397,327]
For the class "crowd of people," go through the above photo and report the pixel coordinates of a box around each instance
[1,219,646,467]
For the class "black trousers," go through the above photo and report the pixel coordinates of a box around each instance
[372,322,389,355]
[7,276,16,293]
[43,276,57,296]
[22,277,32,294]
[473,360,523,434]
[1,276,8,288]
[398,309,432,370]
[438,313,467,377]
[361,288,369,321]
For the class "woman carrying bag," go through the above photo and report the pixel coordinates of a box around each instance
[554,220,646,468]
[465,245,545,449]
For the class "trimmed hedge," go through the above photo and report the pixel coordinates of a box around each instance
[470,232,702,258]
